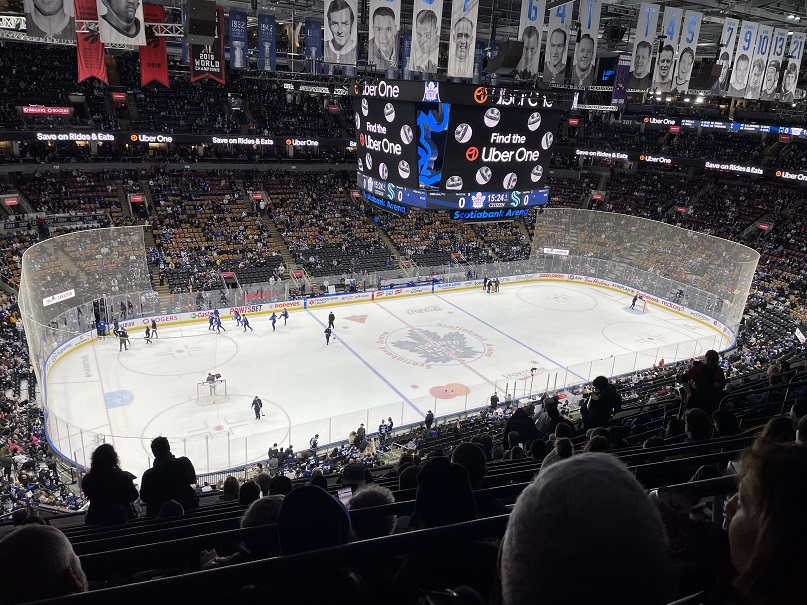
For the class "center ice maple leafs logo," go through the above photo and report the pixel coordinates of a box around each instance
[392,328,480,364]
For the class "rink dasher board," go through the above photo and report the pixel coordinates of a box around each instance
[42,273,734,379]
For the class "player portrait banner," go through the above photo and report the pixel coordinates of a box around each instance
[611,53,632,110]
[712,16,739,95]
[650,6,681,92]
[139,4,168,87]
[672,10,701,93]
[571,0,601,88]
[229,9,248,69]
[410,0,443,73]
[781,32,805,102]
[257,14,277,71]
[728,21,759,98]
[190,6,225,84]
[628,2,660,90]
[760,28,787,101]
[304,18,323,73]
[447,0,479,78]
[516,0,545,80]
[96,0,146,46]
[368,0,400,72]
[542,1,573,84]
[323,0,358,68]
[74,0,108,84]
[24,0,75,41]
[744,24,772,100]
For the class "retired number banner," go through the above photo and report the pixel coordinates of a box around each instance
[410,0,443,73]
[447,0,479,78]
[74,0,108,84]
[728,21,759,97]
[542,1,572,84]
[368,0,400,72]
[651,6,681,92]
[628,2,660,90]
[516,0,545,80]
[745,24,772,100]
[571,0,601,88]
[672,10,701,93]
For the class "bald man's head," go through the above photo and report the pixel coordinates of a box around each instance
[0,525,87,603]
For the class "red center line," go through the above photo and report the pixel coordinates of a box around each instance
[374,302,500,391]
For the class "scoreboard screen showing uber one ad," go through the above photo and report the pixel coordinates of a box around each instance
[354,89,559,221]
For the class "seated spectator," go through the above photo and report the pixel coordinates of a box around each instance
[452,442,507,516]
[712,409,740,437]
[81,443,138,526]
[347,484,396,540]
[277,486,351,555]
[0,525,88,603]
[157,499,184,519]
[398,464,421,491]
[239,480,261,505]
[797,416,807,446]
[201,495,284,568]
[684,408,713,442]
[540,424,572,470]
[725,441,807,604]
[219,476,240,501]
[500,453,669,604]
[340,461,367,493]
[254,472,271,496]
[582,435,610,453]
[269,475,293,495]
[139,436,200,516]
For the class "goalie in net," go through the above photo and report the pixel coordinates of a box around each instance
[631,293,648,313]
[197,373,228,402]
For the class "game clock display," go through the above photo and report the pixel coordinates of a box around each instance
[441,105,560,193]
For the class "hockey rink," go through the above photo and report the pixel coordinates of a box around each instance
[44,281,730,478]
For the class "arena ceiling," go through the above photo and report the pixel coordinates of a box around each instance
[0,0,805,60]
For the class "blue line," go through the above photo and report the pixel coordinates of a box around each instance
[434,293,588,383]
[306,310,425,417]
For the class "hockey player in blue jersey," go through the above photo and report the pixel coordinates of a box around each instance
[242,314,253,332]
[208,316,215,330]
[215,316,226,333]
[281,308,289,325]
[97,319,107,338]
[233,310,241,325]
[270,312,277,331]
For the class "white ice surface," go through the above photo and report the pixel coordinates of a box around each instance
[44,282,729,478]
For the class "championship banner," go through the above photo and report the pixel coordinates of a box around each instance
[473,41,485,81]
[190,6,225,84]
[410,0,443,73]
[229,9,248,69]
[368,0,400,72]
[542,1,573,83]
[140,4,168,87]
[447,0,479,78]
[516,0,545,80]
[304,18,323,73]
[571,0,601,88]
[672,10,701,93]
[628,2,660,89]
[611,53,632,110]
[257,14,277,71]
[781,32,805,102]
[96,0,145,45]
[24,0,75,41]
[74,0,108,84]
[712,17,740,95]
[651,6,681,92]
[761,28,787,100]
[728,21,759,97]
[745,24,772,100]
[323,0,358,68]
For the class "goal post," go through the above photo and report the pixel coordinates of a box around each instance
[196,379,228,404]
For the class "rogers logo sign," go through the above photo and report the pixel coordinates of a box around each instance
[144,315,178,324]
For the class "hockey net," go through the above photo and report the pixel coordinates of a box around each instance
[641,298,649,314]
[196,379,228,404]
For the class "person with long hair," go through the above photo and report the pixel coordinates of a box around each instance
[725,440,807,604]
[81,443,139,525]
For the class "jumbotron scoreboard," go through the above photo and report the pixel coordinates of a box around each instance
[352,79,562,221]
